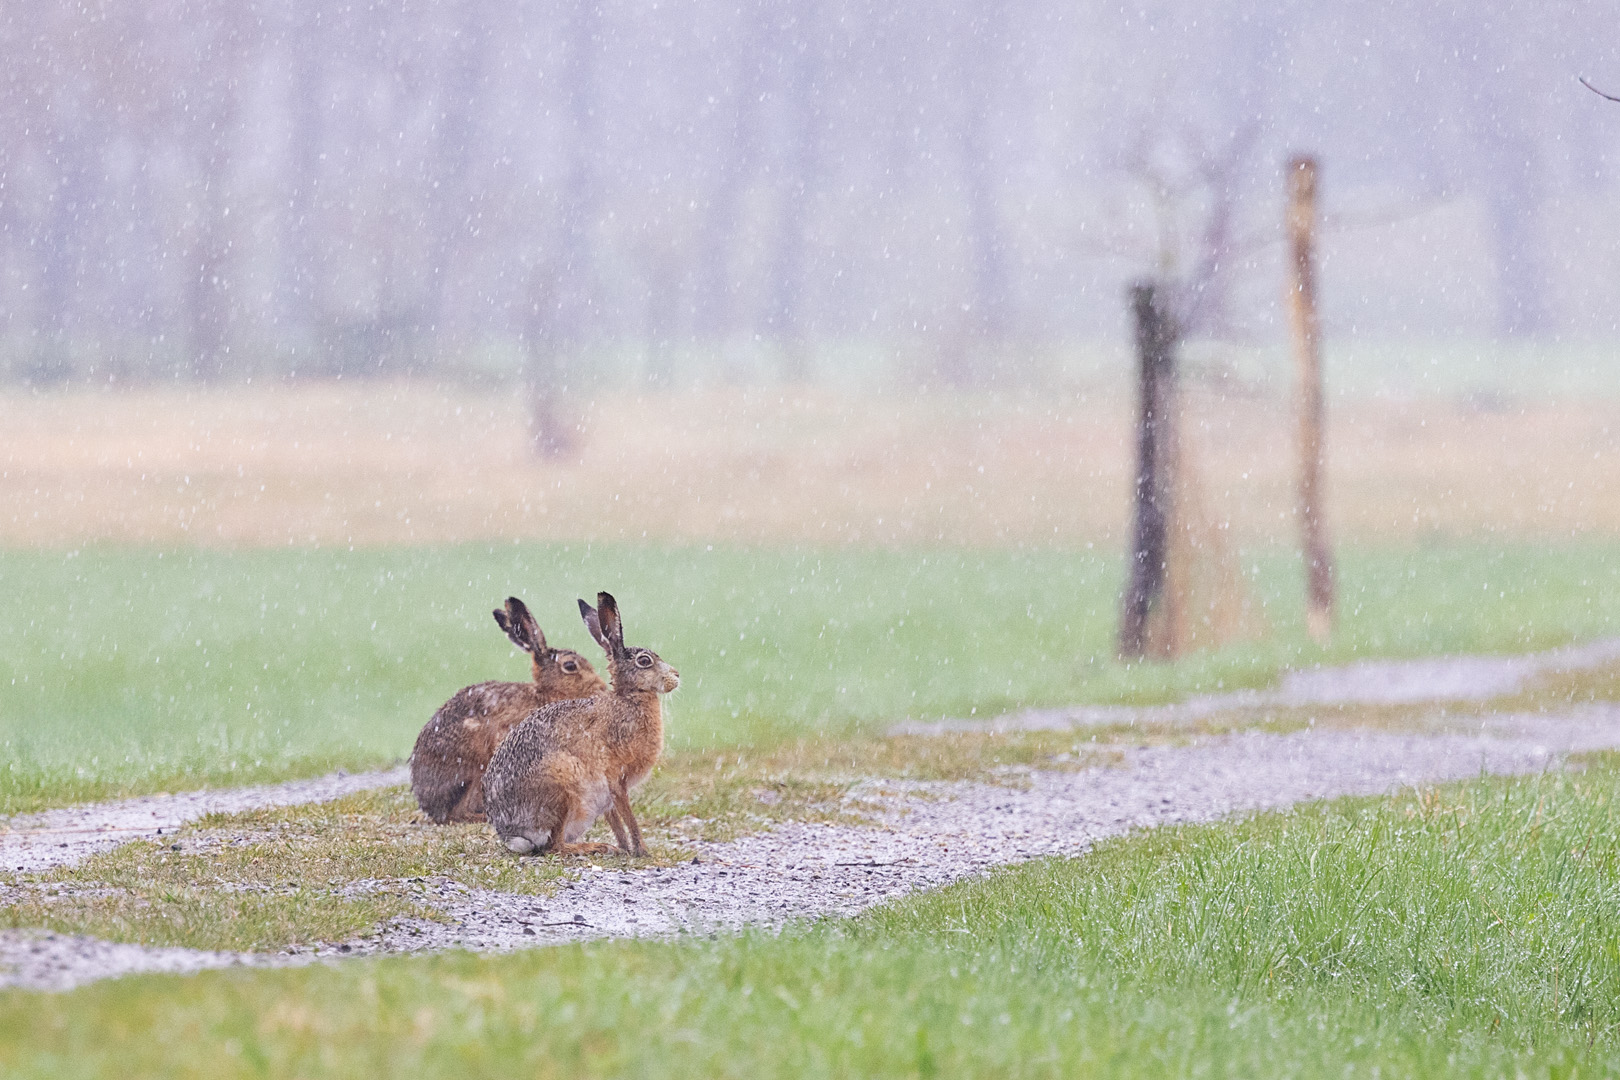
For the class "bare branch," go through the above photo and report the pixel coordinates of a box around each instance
[1580,76,1620,102]
[1321,194,1455,235]
[1222,193,1456,262]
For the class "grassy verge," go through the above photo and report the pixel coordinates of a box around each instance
[1492,659,1620,713]
[0,798,659,953]
[638,730,1127,842]
[0,788,560,952]
[3,540,1620,813]
[1,755,1618,1077]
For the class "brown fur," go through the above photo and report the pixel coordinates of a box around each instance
[410,597,606,823]
[484,592,678,857]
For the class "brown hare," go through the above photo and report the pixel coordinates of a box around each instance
[484,592,678,857]
[410,596,607,824]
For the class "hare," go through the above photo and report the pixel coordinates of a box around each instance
[484,592,679,857]
[410,596,607,824]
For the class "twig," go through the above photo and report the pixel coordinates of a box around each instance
[1321,194,1455,236]
[1580,77,1620,103]
[833,859,910,867]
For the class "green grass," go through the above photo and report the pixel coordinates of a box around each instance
[3,540,1620,813]
[3,755,1619,1078]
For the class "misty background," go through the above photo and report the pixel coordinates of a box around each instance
[2,1,1618,407]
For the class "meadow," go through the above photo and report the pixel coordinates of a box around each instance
[2,377,1618,811]
[2,380,1618,549]
[6,0,1615,1068]
[2,756,1617,1078]
[4,540,1620,812]
[4,375,1620,1077]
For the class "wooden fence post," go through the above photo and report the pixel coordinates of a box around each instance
[1286,154,1334,644]
[1119,280,1181,659]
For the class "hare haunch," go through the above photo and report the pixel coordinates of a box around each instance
[484,592,678,857]
[410,597,607,824]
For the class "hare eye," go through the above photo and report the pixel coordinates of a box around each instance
[635,654,653,668]
[560,660,578,673]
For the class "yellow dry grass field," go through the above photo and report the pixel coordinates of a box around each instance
[0,380,1616,548]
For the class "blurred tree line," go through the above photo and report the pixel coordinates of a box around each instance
[0,0,1615,403]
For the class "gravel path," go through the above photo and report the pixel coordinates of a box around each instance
[1271,637,1620,705]
[0,930,291,993]
[7,709,1620,991]
[0,766,410,875]
[9,637,1611,880]
[4,640,1619,993]
[366,710,1620,954]
[893,636,1620,736]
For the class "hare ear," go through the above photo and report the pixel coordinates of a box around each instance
[495,597,547,655]
[579,598,611,654]
[595,592,625,656]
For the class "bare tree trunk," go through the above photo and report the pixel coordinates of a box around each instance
[1462,28,1549,339]
[418,2,491,342]
[1485,168,1549,337]
[1286,154,1333,645]
[959,94,1010,347]
[0,140,17,360]
[765,0,822,382]
[640,233,683,387]
[526,0,601,457]
[278,1,326,364]
[940,3,1010,387]
[1119,280,1181,660]
[187,174,233,381]
[1175,124,1257,338]
[186,11,243,383]
[691,6,770,345]
[31,144,89,384]
[525,264,575,455]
